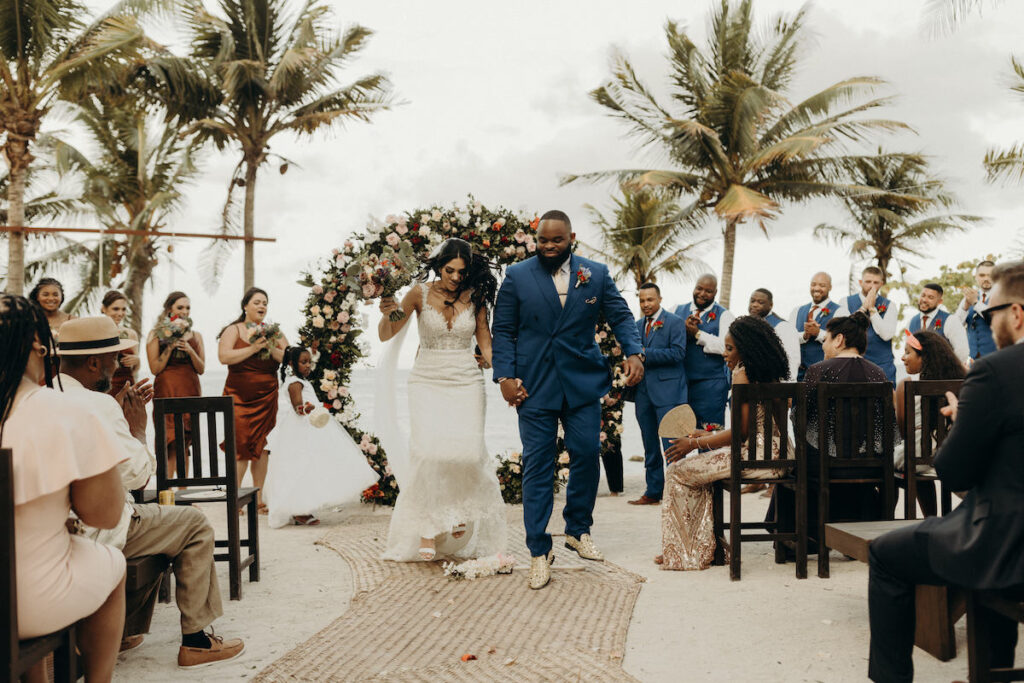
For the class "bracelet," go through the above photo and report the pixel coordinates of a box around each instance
[294,405,304,415]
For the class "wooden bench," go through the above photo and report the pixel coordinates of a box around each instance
[124,555,171,637]
[825,520,965,662]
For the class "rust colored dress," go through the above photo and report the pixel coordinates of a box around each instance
[107,349,136,397]
[154,336,203,451]
[223,336,280,460]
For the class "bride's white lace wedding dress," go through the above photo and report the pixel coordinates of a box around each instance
[381,284,507,561]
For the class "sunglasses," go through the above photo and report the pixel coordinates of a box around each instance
[981,302,1022,326]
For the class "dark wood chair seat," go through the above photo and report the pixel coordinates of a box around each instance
[711,382,808,581]
[896,380,963,519]
[124,555,171,637]
[154,396,260,600]
[1,449,78,681]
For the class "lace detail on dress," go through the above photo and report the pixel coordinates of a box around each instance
[417,283,476,351]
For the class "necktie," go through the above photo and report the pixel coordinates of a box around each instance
[807,305,818,322]
[982,293,987,305]
[922,315,929,329]
[645,317,654,336]
[554,269,568,307]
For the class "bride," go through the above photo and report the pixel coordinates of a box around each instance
[377,238,507,561]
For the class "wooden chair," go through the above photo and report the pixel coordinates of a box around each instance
[815,382,896,578]
[710,382,808,581]
[0,449,78,682]
[896,379,963,519]
[124,555,171,637]
[967,589,1024,682]
[153,396,259,600]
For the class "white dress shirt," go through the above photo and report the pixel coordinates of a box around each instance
[692,305,735,356]
[851,293,899,341]
[59,373,156,549]
[768,312,803,382]
[952,289,992,324]
[788,301,850,345]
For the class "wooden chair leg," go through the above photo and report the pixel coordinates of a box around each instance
[818,483,830,579]
[967,591,992,683]
[711,483,725,567]
[158,566,172,603]
[795,481,808,580]
[247,496,260,582]
[940,486,953,516]
[53,627,76,682]
[227,500,243,601]
[729,482,741,581]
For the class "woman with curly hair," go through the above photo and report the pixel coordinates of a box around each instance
[894,329,966,516]
[656,315,790,570]
[376,238,507,562]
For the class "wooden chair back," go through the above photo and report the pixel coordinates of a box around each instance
[902,379,963,517]
[154,396,237,490]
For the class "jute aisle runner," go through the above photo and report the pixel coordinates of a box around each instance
[254,514,645,682]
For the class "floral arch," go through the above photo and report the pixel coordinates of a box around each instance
[298,198,628,506]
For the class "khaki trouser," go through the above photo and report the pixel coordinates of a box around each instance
[122,503,223,634]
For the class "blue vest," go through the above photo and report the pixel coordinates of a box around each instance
[795,300,840,378]
[846,294,896,381]
[907,309,951,339]
[765,312,785,328]
[965,306,997,359]
[674,302,728,380]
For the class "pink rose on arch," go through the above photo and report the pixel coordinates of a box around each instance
[331,248,340,256]
[337,310,350,323]
[324,290,336,303]
[612,347,622,356]
[396,223,408,235]
[332,399,342,410]
[386,232,400,247]
[329,321,340,331]
[327,388,338,399]
[526,242,537,252]
[341,323,351,332]
[312,284,323,295]
[599,432,608,442]
[367,443,378,455]
[338,387,349,397]
[514,229,526,243]
[362,284,377,298]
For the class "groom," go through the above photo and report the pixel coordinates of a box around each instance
[492,210,644,589]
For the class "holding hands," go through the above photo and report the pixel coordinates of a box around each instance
[500,378,528,408]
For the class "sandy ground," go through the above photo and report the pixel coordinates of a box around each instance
[112,471,1018,682]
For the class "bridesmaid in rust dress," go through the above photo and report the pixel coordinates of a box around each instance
[147,291,205,477]
[100,290,141,397]
[218,287,287,511]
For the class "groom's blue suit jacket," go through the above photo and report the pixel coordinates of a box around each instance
[491,254,643,411]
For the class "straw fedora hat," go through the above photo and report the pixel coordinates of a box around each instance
[658,404,698,439]
[57,316,138,355]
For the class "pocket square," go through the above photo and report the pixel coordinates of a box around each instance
[585,297,597,304]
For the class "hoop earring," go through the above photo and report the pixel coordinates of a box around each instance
[37,347,49,358]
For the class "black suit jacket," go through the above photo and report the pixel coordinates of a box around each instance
[916,342,1024,590]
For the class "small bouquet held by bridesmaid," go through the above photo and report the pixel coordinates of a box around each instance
[345,243,418,322]
[153,315,193,358]
[246,321,283,360]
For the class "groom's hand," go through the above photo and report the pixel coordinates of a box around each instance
[623,355,645,386]
[500,378,528,407]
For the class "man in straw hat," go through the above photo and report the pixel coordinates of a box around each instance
[57,317,245,669]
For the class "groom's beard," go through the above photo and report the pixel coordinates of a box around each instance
[537,249,571,273]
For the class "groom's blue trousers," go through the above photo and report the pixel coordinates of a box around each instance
[518,399,601,558]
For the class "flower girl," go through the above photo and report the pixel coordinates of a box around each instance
[264,346,378,527]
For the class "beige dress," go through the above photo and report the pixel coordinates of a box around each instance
[2,382,127,637]
[660,406,785,571]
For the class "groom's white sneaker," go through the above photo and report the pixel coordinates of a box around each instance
[565,533,604,561]
[528,552,555,590]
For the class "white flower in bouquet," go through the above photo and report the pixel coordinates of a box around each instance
[431,209,442,221]
[418,225,430,237]
[557,451,570,464]
[420,213,430,224]
[310,305,321,315]
[457,212,470,226]
[312,315,325,329]
[557,467,570,480]
[308,407,331,428]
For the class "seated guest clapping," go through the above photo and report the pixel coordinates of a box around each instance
[56,316,245,669]
[0,296,127,683]
[893,330,965,517]
[655,316,790,570]
[868,261,1024,682]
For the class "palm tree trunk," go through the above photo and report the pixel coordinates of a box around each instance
[4,139,31,295]
[124,251,154,336]
[876,252,891,283]
[720,216,738,308]
[242,159,258,292]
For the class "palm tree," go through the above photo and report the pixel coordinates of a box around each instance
[0,0,150,294]
[814,152,981,281]
[44,88,203,331]
[579,184,708,291]
[181,0,394,291]
[563,0,911,307]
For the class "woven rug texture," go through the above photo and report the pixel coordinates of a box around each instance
[253,516,644,682]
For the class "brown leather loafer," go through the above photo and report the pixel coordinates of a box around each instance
[178,633,245,669]
[119,634,144,652]
[627,495,661,505]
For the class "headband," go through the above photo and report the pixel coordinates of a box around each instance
[903,329,922,351]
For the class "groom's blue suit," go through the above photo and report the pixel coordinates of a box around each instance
[492,253,643,557]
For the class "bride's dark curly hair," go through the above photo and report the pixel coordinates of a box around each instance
[728,315,790,384]
[418,238,499,312]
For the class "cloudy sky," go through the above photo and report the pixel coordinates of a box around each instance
[49,0,1024,363]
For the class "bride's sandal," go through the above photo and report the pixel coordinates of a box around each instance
[451,523,467,539]
[418,538,436,561]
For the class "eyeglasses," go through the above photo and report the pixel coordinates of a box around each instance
[981,302,1023,326]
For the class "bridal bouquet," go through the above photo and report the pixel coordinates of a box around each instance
[246,321,283,360]
[344,243,418,322]
[443,553,516,581]
[153,315,193,358]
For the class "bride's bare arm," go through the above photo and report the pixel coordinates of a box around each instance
[475,306,494,368]
[378,287,420,341]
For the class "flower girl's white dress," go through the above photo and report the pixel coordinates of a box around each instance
[381,284,507,560]
[264,374,378,528]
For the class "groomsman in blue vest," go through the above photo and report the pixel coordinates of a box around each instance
[747,288,801,381]
[906,283,969,363]
[789,272,847,381]
[628,282,687,506]
[952,259,998,362]
[846,266,899,386]
[673,274,734,429]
